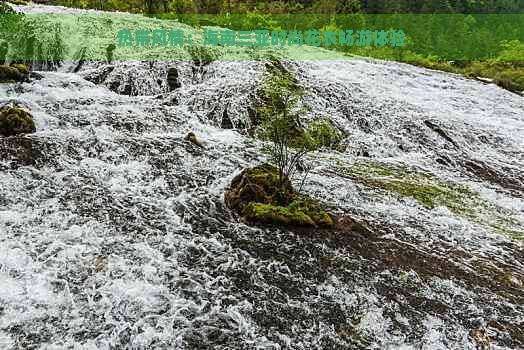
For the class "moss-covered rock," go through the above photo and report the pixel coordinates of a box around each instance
[10,63,30,75]
[0,64,30,83]
[0,106,36,136]
[308,118,345,150]
[225,163,294,211]
[242,196,333,227]
[0,2,16,14]
[0,65,22,80]
[242,202,316,226]
[225,163,333,227]
[7,0,28,5]
[184,132,204,148]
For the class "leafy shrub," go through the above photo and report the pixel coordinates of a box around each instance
[256,61,316,189]
[307,118,344,149]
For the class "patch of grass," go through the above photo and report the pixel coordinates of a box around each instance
[408,60,524,95]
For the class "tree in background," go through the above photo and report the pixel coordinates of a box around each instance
[49,0,523,14]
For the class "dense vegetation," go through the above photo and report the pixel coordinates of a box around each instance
[45,0,524,14]
[3,0,523,93]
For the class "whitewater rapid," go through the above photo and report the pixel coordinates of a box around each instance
[0,3,523,349]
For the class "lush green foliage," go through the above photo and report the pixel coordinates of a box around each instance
[24,0,524,92]
[256,62,316,188]
[49,0,523,14]
[410,59,524,93]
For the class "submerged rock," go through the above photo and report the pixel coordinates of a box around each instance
[0,135,36,168]
[167,66,180,90]
[0,105,36,136]
[424,119,458,148]
[225,163,333,227]
[184,132,204,148]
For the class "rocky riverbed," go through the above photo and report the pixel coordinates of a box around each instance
[0,3,523,349]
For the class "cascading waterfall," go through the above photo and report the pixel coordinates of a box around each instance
[0,2,523,349]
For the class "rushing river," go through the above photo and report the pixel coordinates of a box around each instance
[0,3,523,349]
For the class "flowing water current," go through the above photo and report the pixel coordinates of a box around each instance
[0,3,523,349]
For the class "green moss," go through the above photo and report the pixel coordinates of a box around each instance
[0,106,36,136]
[0,65,23,80]
[225,163,294,211]
[242,195,333,228]
[335,159,524,240]
[243,202,316,226]
[0,64,30,83]
[225,163,334,228]
[490,219,524,240]
[10,63,30,75]
[339,160,476,214]
[308,118,344,150]
[380,179,474,214]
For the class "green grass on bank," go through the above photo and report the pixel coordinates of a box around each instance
[407,59,524,94]
[2,1,523,94]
